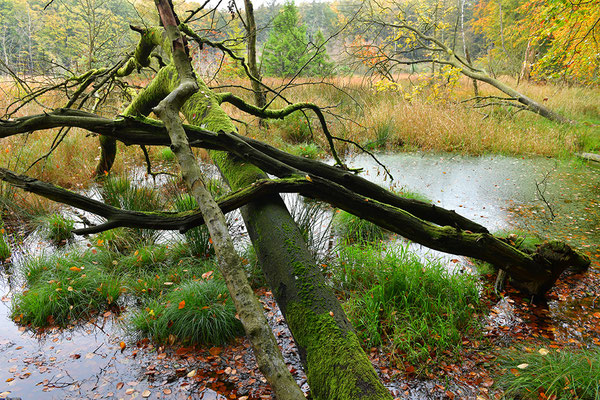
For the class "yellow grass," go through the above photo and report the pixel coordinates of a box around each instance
[1,73,598,221]
[222,75,599,157]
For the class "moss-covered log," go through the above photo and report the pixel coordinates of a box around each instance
[86,27,391,395]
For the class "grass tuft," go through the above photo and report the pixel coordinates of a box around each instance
[497,346,600,399]
[173,193,214,257]
[332,210,386,245]
[12,250,121,327]
[332,244,482,372]
[37,214,74,243]
[130,279,243,345]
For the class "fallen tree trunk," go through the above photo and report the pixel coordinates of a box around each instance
[150,2,304,398]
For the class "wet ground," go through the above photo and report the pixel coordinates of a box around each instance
[1,152,599,399]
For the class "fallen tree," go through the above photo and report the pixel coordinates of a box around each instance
[0,5,590,399]
[351,1,573,124]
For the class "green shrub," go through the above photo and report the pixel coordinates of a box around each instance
[498,346,600,399]
[332,210,386,245]
[12,251,121,327]
[333,244,482,371]
[38,214,74,242]
[0,222,10,260]
[130,279,243,345]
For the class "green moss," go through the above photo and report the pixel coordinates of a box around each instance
[286,303,392,400]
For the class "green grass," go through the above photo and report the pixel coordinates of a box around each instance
[158,147,175,162]
[37,214,74,243]
[331,244,483,372]
[497,346,600,399]
[0,222,11,260]
[130,279,243,345]
[331,210,386,245]
[284,142,322,159]
[173,193,214,258]
[12,250,121,326]
[97,176,163,251]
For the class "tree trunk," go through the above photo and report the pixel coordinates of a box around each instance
[95,51,392,397]
[243,0,267,110]
[150,2,305,398]
[179,75,392,400]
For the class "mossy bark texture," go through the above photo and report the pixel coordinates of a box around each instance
[100,22,390,399]
[148,3,304,399]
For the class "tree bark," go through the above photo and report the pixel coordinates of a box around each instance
[243,0,267,110]
[85,22,392,398]
[151,2,304,399]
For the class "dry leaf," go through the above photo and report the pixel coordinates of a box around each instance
[538,348,549,355]
[517,363,529,369]
[142,389,151,398]
[116,382,124,390]
[187,369,197,378]
[178,300,185,310]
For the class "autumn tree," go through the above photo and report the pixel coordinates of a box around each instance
[474,0,600,84]
[350,0,572,123]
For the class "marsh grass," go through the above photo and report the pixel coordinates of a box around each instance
[271,111,313,144]
[497,346,600,399]
[130,279,243,345]
[12,250,121,326]
[173,193,214,258]
[332,244,482,372]
[97,176,163,250]
[332,210,386,245]
[225,75,600,157]
[0,221,11,260]
[37,214,74,243]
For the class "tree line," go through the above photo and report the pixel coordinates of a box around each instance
[1,0,597,85]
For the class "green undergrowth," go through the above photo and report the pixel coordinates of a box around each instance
[331,244,483,373]
[173,193,214,258]
[0,221,11,260]
[332,210,387,245]
[12,250,121,326]
[12,240,243,345]
[97,176,163,251]
[37,214,74,243]
[130,279,243,345]
[497,345,600,399]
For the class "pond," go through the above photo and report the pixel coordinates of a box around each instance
[1,152,599,399]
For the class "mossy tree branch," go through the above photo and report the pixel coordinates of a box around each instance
[151,1,304,398]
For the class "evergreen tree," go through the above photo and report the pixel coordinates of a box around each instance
[261,0,310,77]
[307,29,334,77]
[261,0,335,78]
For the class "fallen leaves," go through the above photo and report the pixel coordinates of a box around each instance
[178,300,185,309]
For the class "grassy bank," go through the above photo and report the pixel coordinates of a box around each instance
[222,75,600,158]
